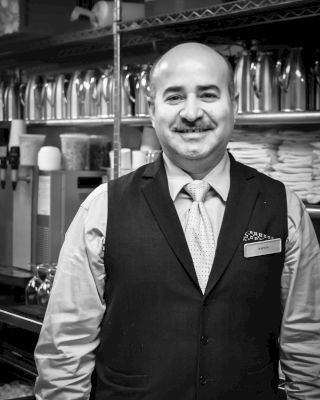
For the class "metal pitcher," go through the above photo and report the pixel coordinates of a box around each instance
[0,80,6,121]
[5,77,24,121]
[250,51,279,113]
[135,64,152,117]
[97,66,114,118]
[78,69,99,118]
[121,65,136,117]
[53,73,70,120]
[41,75,55,120]
[66,70,83,119]
[309,52,320,111]
[276,47,306,112]
[234,49,254,113]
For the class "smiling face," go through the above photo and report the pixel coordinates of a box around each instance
[149,43,238,178]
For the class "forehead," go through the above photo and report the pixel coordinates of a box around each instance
[154,50,229,92]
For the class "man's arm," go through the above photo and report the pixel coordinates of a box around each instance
[34,185,108,400]
[280,189,320,399]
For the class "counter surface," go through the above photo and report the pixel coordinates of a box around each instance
[0,305,44,334]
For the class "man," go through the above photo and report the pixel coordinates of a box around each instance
[34,42,320,399]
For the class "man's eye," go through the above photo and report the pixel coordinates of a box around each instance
[201,92,218,101]
[166,95,183,104]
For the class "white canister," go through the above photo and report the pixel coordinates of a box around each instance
[109,148,132,170]
[132,150,147,169]
[38,146,61,171]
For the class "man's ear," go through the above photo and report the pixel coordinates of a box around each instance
[148,100,156,129]
[233,93,239,119]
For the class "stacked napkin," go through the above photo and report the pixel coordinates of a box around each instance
[269,130,320,202]
[227,129,280,174]
[307,142,320,204]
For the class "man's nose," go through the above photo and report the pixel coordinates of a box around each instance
[179,96,203,121]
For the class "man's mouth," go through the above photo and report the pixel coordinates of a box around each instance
[172,127,213,133]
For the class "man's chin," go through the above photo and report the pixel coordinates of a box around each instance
[183,150,206,160]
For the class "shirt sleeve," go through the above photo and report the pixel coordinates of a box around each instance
[34,183,109,400]
[280,188,320,399]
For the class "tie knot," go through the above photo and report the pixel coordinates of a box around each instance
[185,180,210,202]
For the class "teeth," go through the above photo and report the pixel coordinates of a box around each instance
[179,128,203,133]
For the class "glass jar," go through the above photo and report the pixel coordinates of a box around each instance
[36,264,57,307]
[25,264,43,305]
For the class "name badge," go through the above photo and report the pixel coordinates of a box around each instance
[244,238,282,258]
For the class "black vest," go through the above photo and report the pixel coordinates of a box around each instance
[93,155,287,400]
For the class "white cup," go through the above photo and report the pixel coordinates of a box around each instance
[38,146,61,171]
[19,134,46,166]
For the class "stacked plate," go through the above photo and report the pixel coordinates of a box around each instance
[227,130,280,174]
[269,130,320,202]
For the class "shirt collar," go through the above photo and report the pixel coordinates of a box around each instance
[163,152,230,202]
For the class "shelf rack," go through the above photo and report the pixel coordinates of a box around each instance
[0,0,318,69]
[121,0,320,32]
[15,112,320,127]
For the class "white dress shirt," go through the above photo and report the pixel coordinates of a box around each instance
[34,152,320,400]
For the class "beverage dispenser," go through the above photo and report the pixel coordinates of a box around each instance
[33,170,104,264]
[0,121,40,270]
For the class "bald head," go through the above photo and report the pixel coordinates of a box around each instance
[148,42,235,104]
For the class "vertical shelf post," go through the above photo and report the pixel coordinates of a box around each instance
[113,0,122,179]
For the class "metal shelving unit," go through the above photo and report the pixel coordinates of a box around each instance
[0,1,319,202]
[0,0,318,69]
[121,0,320,32]
[235,112,320,126]
[19,111,320,127]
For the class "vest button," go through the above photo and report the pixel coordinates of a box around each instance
[199,375,207,385]
[201,335,209,344]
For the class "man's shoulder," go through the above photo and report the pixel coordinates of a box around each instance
[81,182,109,210]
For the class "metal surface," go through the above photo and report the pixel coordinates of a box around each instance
[0,354,37,379]
[14,112,320,127]
[34,171,104,265]
[235,111,320,125]
[306,205,320,219]
[0,308,42,333]
[113,0,122,179]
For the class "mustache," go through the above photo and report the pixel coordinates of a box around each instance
[172,122,215,132]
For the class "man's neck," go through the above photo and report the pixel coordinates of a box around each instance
[175,153,226,180]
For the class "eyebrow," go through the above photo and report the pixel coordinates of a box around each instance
[163,84,221,96]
